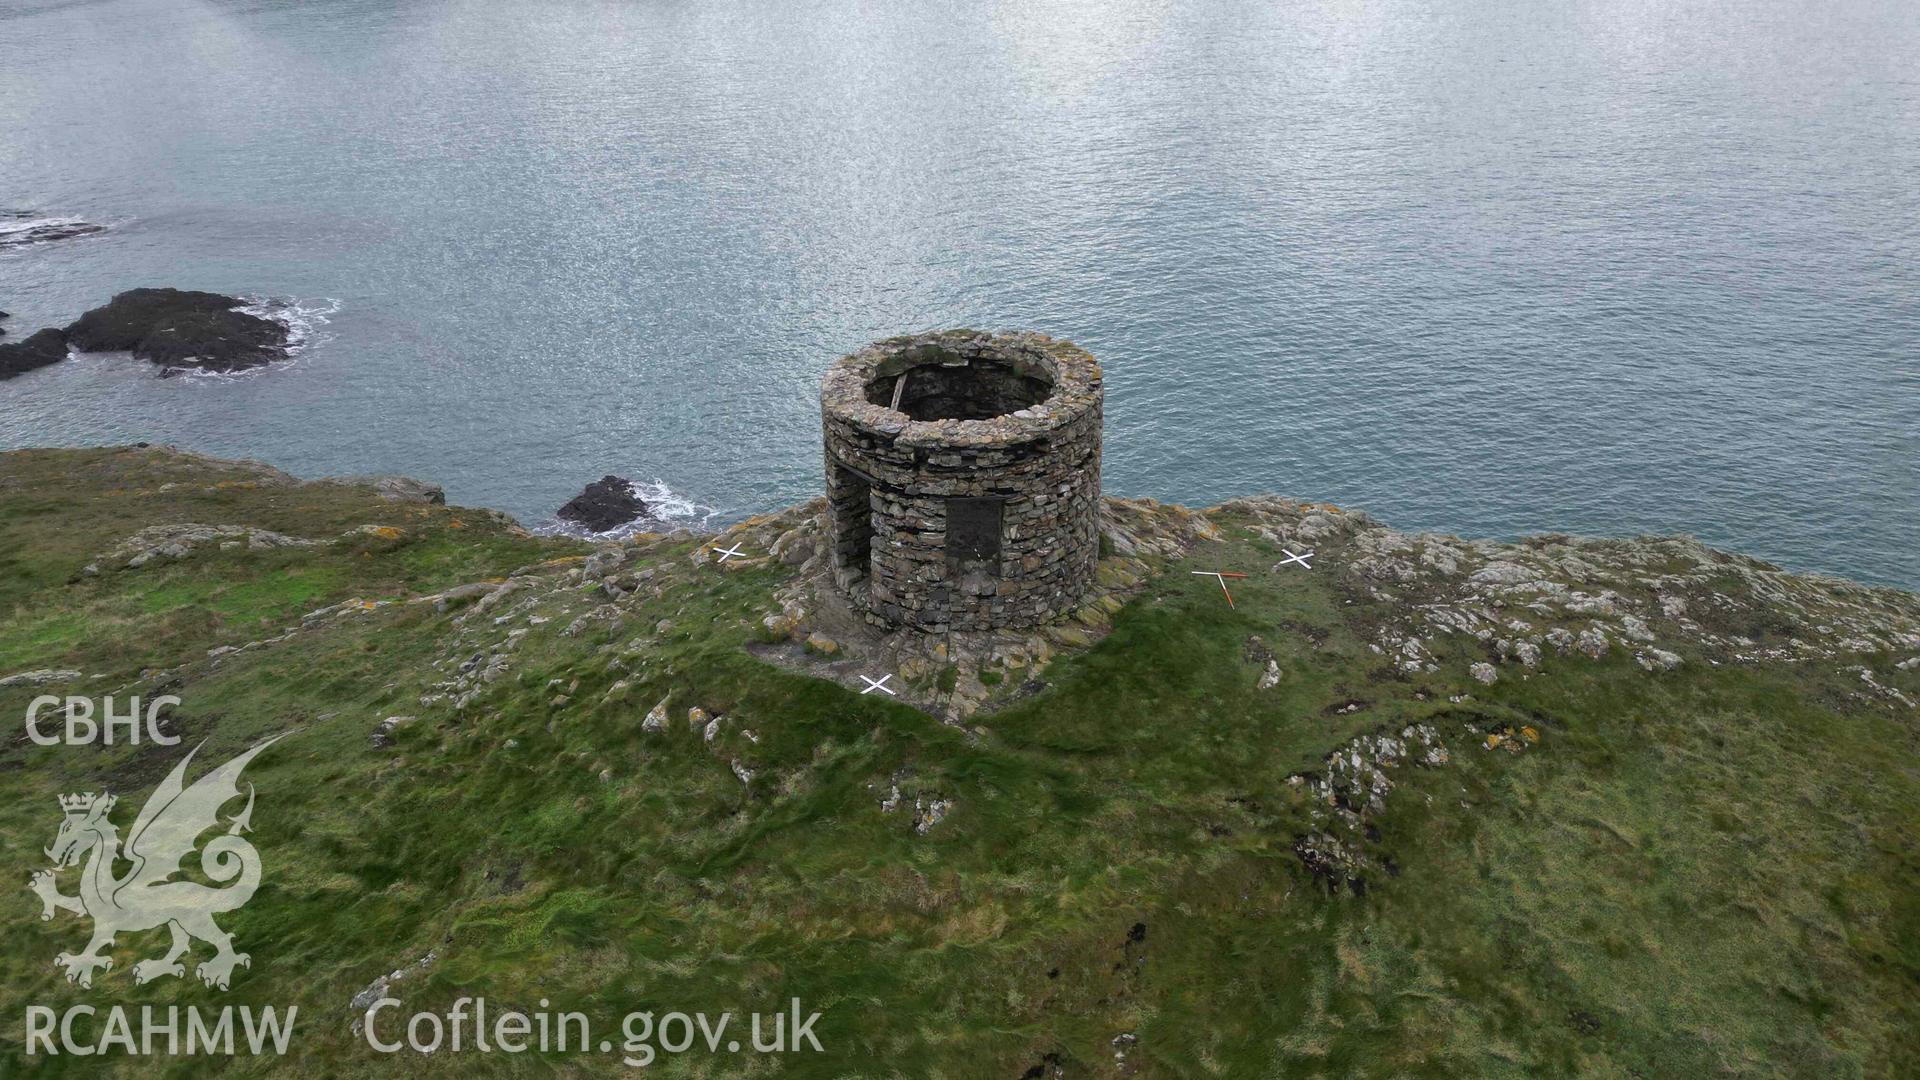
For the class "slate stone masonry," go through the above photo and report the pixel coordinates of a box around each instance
[821,330,1103,633]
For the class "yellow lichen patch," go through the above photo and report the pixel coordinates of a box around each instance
[366,526,405,540]
[447,518,466,529]
[531,555,586,570]
[1484,726,1534,754]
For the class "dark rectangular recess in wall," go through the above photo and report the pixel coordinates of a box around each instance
[946,497,1003,565]
[831,463,873,577]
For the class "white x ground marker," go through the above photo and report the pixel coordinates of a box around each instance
[1191,570,1249,609]
[711,542,749,563]
[859,674,897,696]
[1278,548,1314,570]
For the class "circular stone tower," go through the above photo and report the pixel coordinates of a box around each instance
[820,329,1103,633]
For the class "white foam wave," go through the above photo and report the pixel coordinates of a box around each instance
[240,295,341,355]
[0,212,109,251]
[535,478,722,539]
[162,296,342,381]
[0,214,75,233]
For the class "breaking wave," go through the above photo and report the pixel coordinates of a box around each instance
[0,210,109,251]
[164,296,343,381]
[535,478,722,539]
[240,295,341,355]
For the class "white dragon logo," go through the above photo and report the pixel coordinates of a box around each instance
[27,735,283,991]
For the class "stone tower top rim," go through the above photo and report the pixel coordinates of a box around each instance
[820,329,1103,448]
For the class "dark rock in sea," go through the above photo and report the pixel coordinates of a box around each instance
[65,288,291,373]
[133,309,290,372]
[558,476,649,533]
[0,328,71,380]
[0,214,107,249]
[66,288,256,350]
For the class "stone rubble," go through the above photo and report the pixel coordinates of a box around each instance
[0,669,83,688]
[870,769,956,835]
[1288,723,1451,893]
[370,715,413,748]
[347,951,437,1036]
[84,522,319,574]
[1215,494,1920,697]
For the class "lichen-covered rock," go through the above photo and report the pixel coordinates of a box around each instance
[0,669,82,688]
[1636,648,1683,671]
[87,523,318,573]
[370,715,413,748]
[581,547,627,582]
[642,696,670,732]
[912,796,953,834]
[1576,628,1611,659]
[327,475,445,505]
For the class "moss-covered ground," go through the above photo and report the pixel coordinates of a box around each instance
[0,446,1914,1077]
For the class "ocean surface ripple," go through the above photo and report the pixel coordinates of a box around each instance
[1,0,1915,587]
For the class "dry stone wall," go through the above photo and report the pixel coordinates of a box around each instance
[821,330,1103,632]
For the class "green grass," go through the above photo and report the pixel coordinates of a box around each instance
[0,447,1914,1077]
[138,565,348,620]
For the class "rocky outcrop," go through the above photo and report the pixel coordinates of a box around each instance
[325,475,446,505]
[347,952,436,1037]
[1216,494,1920,683]
[65,289,243,351]
[0,327,69,380]
[0,213,106,249]
[83,523,320,574]
[65,288,291,373]
[557,475,648,533]
[0,669,84,689]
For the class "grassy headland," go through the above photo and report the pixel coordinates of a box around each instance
[0,445,1915,1078]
